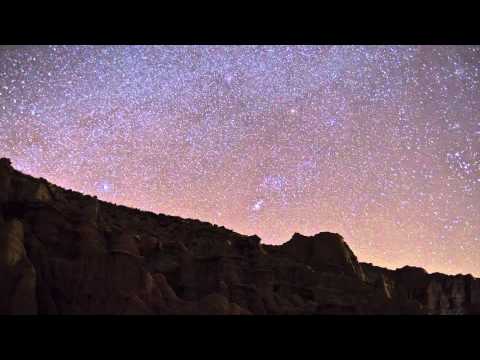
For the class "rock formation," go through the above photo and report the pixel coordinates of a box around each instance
[0,157,478,315]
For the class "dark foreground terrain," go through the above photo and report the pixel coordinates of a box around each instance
[1,157,479,315]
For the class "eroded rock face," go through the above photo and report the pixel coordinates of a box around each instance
[0,158,478,315]
[275,232,366,281]
[0,158,12,203]
[0,219,26,266]
[0,218,38,314]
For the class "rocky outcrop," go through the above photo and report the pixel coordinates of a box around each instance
[0,158,12,203]
[361,263,480,315]
[269,232,366,281]
[0,218,37,314]
[0,157,478,315]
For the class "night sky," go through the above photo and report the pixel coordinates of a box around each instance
[1,45,479,276]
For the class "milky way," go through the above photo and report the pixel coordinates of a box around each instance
[1,45,479,275]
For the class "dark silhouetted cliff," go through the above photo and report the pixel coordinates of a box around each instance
[1,157,479,315]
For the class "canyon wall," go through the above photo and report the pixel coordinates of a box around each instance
[1,158,478,315]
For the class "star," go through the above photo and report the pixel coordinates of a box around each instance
[0,45,479,276]
[252,200,264,211]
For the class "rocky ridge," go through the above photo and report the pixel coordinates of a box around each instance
[1,157,479,315]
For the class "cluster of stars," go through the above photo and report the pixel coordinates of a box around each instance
[0,45,479,275]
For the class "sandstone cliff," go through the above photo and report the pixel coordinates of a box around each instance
[0,158,478,315]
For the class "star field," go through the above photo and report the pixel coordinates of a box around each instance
[1,45,479,275]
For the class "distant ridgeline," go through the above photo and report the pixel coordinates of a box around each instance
[1,157,479,314]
